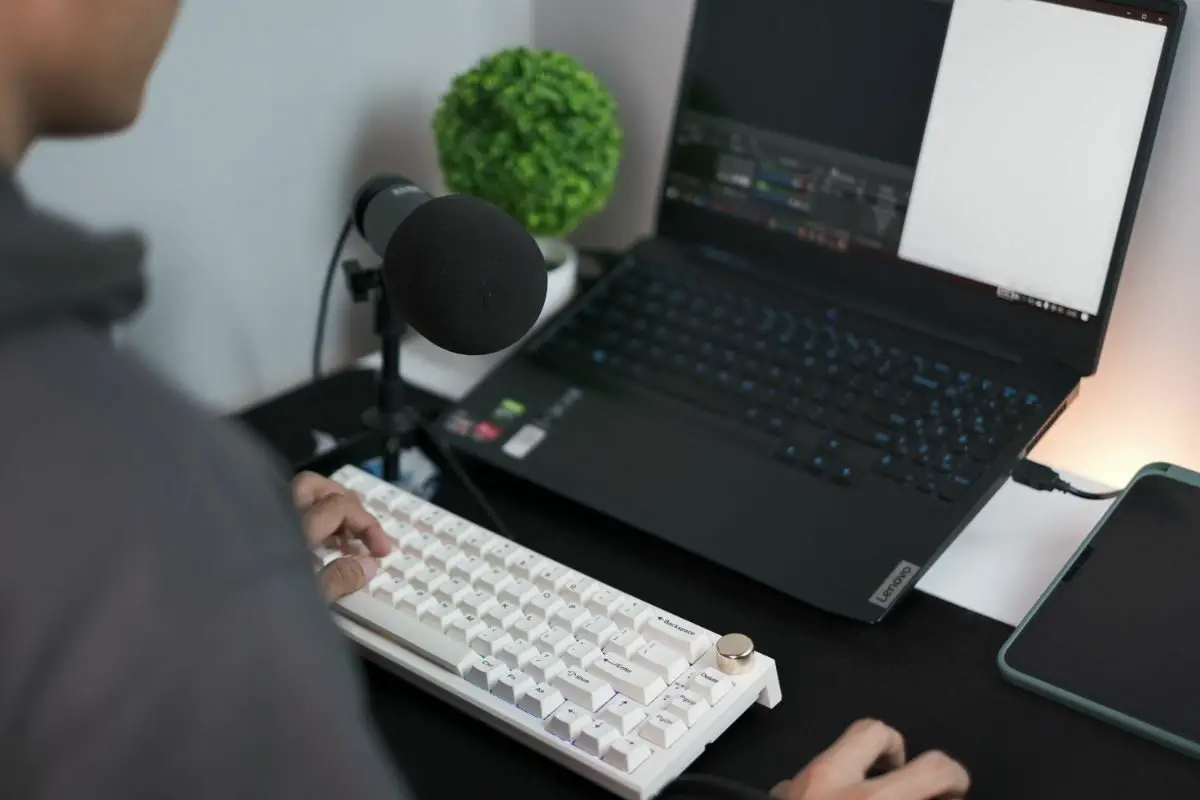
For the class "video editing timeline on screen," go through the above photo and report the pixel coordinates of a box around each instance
[665,111,913,255]
[663,109,1095,325]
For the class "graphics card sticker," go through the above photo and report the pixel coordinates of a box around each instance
[472,421,503,442]
[502,424,547,460]
[443,410,473,436]
[491,398,527,422]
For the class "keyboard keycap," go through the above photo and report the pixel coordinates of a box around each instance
[643,615,713,662]
[422,601,462,632]
[598,696,649,736]
[604,628,648,659]
[493,670,536,705]
[547,702,591,741]
[336,592,479,677]
[399,590,435,618]
[588,652,669,705]
[634,641,689,683]
[447,613,487,645]
[603,737,653,773]
[564,640,602,669]
[554,667,616,712]
[664,689,711,726]
[471,627,513,657]
[518,682,565,719]
[578,616,620,647]
[527,652,567,684]
[640,711,688,748]
[689,668,734,705]
[575,719,622,757]
[499,639,540,670]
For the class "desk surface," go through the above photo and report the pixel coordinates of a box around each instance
[240,369,1200,799]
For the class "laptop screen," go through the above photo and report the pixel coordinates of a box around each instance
[657,0,1181,372]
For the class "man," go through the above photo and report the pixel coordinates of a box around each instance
[0,2,970,798]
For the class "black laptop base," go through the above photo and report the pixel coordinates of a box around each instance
[438,242,1075,623]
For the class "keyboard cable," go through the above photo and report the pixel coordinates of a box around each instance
[1010,459,1123,501]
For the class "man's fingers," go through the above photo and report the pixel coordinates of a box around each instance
[768,779,792,799]
[302,493,391,556]
[293,471,347,512]
[867,750,970,799]
[819,719,907,779]
[318,556,378,602]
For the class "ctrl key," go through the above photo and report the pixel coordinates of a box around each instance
[465,657,507,690]
[602,737,653,774]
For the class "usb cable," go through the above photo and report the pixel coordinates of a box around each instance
[1010,459,1122,501]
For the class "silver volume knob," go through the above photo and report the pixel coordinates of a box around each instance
[715,633,756,675]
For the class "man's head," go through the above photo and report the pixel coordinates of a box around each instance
[0,0,180,164]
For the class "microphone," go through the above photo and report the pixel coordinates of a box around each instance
[352,176,547,356]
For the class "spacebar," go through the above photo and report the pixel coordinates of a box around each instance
[335,592,478,677]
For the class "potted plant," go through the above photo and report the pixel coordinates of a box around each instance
[433,47,624,317]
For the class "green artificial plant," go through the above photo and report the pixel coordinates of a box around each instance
[433,47,624,249]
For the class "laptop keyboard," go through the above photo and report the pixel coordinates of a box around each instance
[528,258,1043,503]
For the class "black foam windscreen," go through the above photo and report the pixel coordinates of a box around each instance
[382,195,548,356]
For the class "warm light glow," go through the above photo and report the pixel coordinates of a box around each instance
[1029,379,1199,490]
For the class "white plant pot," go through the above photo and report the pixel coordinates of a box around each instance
[535,236,579,324]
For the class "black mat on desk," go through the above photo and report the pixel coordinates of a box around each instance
[240,370,1200,799]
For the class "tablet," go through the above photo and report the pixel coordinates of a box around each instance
[999,463,1200,758]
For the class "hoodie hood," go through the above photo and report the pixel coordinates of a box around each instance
[0,170,146,334]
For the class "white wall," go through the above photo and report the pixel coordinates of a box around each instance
[17,0,1198,484]
[18,0,532,411]
[534,0,1200,487]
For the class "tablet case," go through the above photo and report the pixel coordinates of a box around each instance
[998,462,1200,760]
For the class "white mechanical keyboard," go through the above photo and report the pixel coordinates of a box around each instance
[321,465,782,800]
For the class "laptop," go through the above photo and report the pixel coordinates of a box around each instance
[437,0,1185,623]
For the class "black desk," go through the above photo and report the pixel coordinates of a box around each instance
[240,369,1200,799]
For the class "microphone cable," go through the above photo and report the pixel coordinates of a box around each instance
[311,215,355,381]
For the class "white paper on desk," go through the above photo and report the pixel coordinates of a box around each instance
[916,474,1116,627]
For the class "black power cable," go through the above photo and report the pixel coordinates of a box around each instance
[1011,459,1123,501]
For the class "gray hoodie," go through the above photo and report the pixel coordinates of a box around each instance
[0,171,411,799]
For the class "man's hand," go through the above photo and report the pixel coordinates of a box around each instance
[292,471,392,602]
[770,719,970,800]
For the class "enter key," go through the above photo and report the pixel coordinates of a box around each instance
[588,653,669,705]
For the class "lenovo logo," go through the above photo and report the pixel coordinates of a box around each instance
[868,561,921,609]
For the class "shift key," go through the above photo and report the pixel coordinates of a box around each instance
[644,615,713,662]
[587,653,669,705]
[553,667,616,712]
